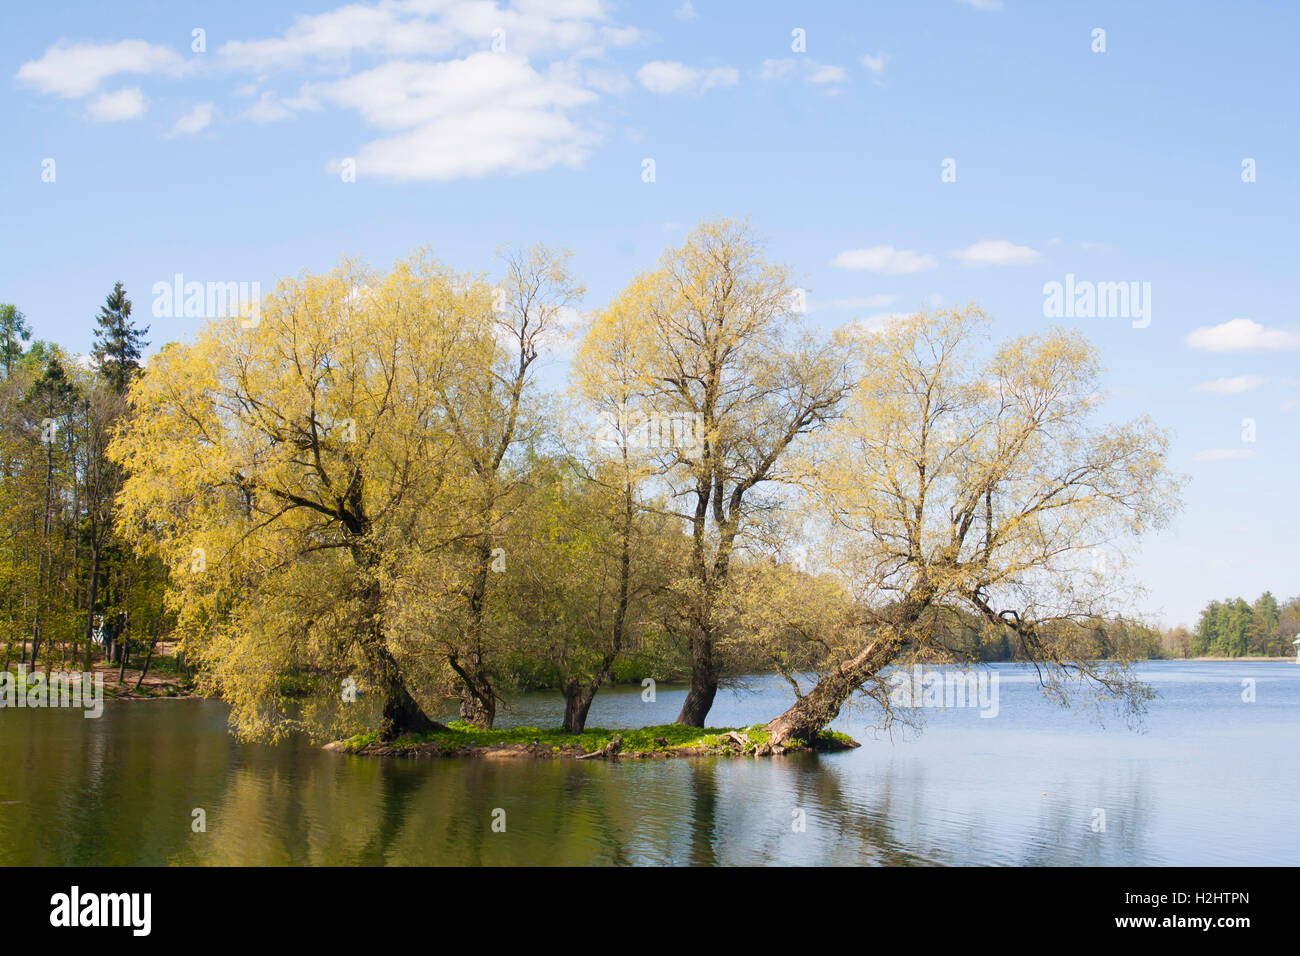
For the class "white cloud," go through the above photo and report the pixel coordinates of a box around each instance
[1193,448,1256,462]
[956,0,1003,10]
[320,55,598,180]
[16,39,185,98]
[1191,375,1265,395]
[216,0,629,70]
[600,25,645,53]
[831,246,937,275]
[584,66,630,94]
[808,64,848,84]
[240,87,310,121]
[85,87,148,122]
[538,305,592,362]
[846,312,911,336]
[674,1,698,20]
[20,2,636,182]
[241,91,296,123]
[760,57,848,86]
[636,60,737,94]
[949,239,1041,266]
[314,56,590,128]
[167,102,215,136]
[760,58,797,80]
[1185,318,1300,352]
[861,52,890,74]
[338,109,593,180]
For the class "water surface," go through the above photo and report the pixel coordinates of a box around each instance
[0,662,1295,865]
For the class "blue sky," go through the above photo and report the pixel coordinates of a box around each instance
[3,0,1298,628]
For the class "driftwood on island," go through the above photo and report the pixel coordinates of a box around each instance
[576,734,623,759]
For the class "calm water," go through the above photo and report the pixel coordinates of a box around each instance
[0,662,1296,866]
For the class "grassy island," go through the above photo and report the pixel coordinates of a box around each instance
[326,721,860,760]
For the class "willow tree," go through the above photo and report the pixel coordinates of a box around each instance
[431,245,581,728]
[560,287,670,731]
[482,447,678,733]
[763,307,1183,746]
[111,254,483,741]
[580,219,852,726]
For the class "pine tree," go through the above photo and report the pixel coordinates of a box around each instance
[92,282,149,394]
[0,304,31,376]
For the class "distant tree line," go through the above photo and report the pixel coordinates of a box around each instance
[1159,592,1298,659]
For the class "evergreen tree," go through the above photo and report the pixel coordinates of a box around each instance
[0,304,31,376]
[92,282,149,394]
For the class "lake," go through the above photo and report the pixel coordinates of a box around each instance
[0,661,1295,865]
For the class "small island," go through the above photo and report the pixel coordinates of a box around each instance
[327,721,860,760]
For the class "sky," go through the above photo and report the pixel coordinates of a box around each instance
[2,0,1298,629]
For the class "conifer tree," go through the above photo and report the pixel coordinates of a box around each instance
[0,304,31,376]
[92,282,149,394]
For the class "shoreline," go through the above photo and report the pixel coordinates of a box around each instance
[0,662,200,700]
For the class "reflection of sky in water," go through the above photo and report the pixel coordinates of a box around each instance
[0,662,1295,865]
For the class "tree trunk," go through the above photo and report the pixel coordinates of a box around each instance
[457,684,494,727]
[353,561,443,741]
[561,679,599,734]
[451,653,495,729]
[764,638,900,746]
[455,542,497,728]
[367,636,442,741]
[557,462,633,736]
[675,628,717,727]
[28,616,40,670]
[84,547,101,665]
[134,636,157,692]
[380,675,442,741]
[117,616,129,683]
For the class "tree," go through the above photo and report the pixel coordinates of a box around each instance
[1220,598,1253,657]
[486,455,625,732]
[79,381,128,668]
[564,288,683,732]
[92,282,149,395]
[1162,625,1193,658]
[0,304,32,375]
[24,355,77,668]
[432,244,582,728]
[1251,591,1279,655]
[579,218,852,726]
[111,254,488,740]
[762,307,1183,746]
[1192,600,1219,657]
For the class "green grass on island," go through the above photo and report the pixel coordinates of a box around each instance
[337,720,858,756]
